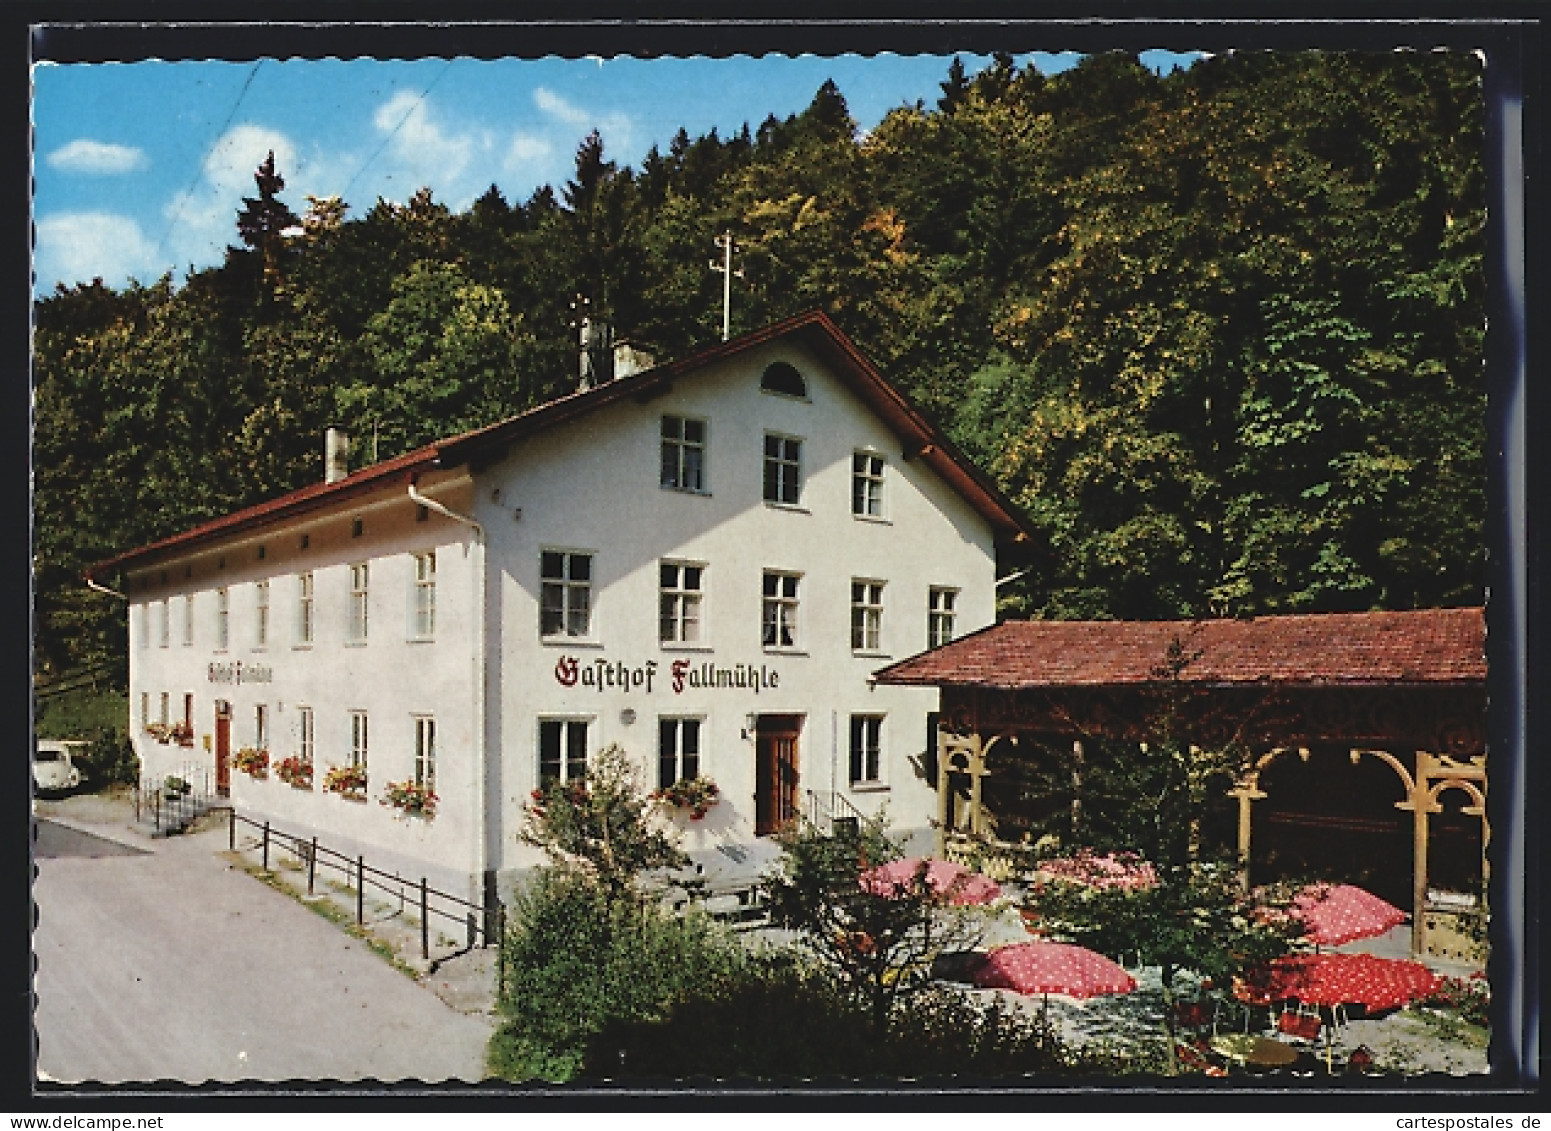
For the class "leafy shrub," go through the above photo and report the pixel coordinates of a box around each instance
[78,727,139,787]
[489,869,748,1082]
[586,966,1072,1080]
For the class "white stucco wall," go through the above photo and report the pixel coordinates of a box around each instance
[477,339,997,887]
[126,475,486,898]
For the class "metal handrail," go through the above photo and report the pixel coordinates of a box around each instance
[226,810,503,961]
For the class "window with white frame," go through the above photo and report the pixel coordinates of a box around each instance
[411,552,436,639]
[216,587,230,650]
[659,562,704,644]
[183,693,194,728]
[928,587,958,648]
[158,599,170,648]
[849,715,884,786]
[254,580,270,648]
[414,716,436,791]
[348,563,369,642]
[852,451,885,518]
[541,551,592,638]
[538,719,588,786]
[762,434,802,505]
[851,579,885,652]
[182,594,194,646]
[140,692,149,729]
[349,711,369,773]
[137,605,149,649]
[761,571,800,649]
[297,706,314,768]
[159,692,169,726]
[658,717,702,789]
[661,415,707,493]
[254,704,268,751]
[296,572,314,645]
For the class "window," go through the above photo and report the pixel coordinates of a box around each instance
[411,552,436,638]
[159,692,169,726]
[140,692,149,728]
[762,571,800,649]
[852,451,885,518]
[760,361,807,398]
[182,594,194,646]
[660,415,707,492]
[137,605,148,649]
[851,579,885,652]
[298,706,314,767]
[255,581,270,648]
[929,587,958,648]
[296,573,314,645]
[658,718,702,789]
[414,716,436,791]
[216,587,230,650]
[348,563,369,642]
[183,693,194,727]
[158,599,170,648]
[539,719,588,786]
[659,562,704,644]
[349,711,369,773]
[255,704,269,750]
[541,551,592,637]
[763,434,802,505]
[849,715,884,786]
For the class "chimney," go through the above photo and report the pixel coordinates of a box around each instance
[324,427,351,484]
[578,319,614,391]
[613,340,655,379]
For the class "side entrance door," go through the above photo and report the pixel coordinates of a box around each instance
[214,701,231,797]
[754,715,803,836]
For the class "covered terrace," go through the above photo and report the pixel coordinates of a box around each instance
[874,607,1487,960]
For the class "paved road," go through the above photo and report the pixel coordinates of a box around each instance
[33,813,495,1085]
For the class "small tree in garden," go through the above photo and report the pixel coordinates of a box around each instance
[521,743,689,902]
[765,814,985,1038]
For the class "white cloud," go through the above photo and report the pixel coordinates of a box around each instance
[35,212,159,288]
[46,138,148,175]
[369,91,493,208]
[532,86,636,153]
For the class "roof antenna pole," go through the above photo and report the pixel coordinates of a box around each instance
[710,232,742,342]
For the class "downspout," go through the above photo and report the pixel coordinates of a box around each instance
[407,476,489,911]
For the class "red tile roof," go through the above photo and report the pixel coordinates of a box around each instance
[90,310,1036,579]
[873,607,1486,690]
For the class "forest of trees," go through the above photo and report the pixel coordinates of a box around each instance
[33,51,1487,688]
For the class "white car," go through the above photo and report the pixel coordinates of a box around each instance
[33,740,84,793]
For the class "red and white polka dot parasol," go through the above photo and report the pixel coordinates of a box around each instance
[972,941,1137,1000]
[1292,883,1407,947]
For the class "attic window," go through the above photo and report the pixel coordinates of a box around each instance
[760,362,807,399]
[257,544,266,560]
[416,505,429,523]
[300,534,310,550]
[352,518,364,538]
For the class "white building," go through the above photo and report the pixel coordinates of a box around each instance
[90,311,1035,905]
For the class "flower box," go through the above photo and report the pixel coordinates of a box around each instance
[381,778,437,819]
[323,763,368,799]
[233,747,269,779]
[275,755,313,790]
[651,775,720,820]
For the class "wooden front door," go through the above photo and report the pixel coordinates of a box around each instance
[214,702,231,796]
[755,715,802,836]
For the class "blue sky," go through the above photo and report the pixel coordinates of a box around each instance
[32,51,1199,295]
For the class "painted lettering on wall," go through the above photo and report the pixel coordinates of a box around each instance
[555,657,659,693]
[207,661,273,685]
[552,656,780,695]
